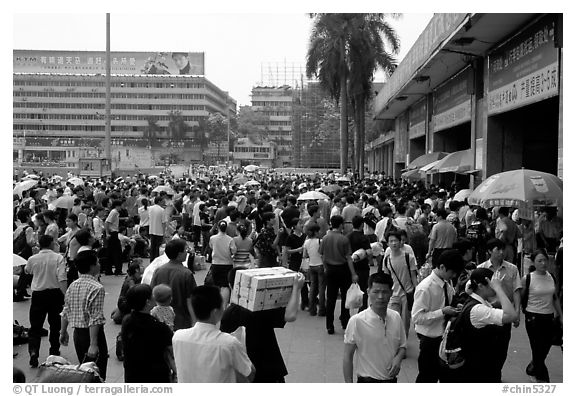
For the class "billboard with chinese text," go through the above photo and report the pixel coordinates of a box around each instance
[487,14,559,115]
[13,50,204,75]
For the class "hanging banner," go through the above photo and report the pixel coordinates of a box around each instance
[13,50,205,75]
[432,68,472,132]
[487,15,559,115]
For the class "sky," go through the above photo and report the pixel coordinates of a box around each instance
[11,13,433,107]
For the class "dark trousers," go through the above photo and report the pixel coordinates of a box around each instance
[73,326,108,380]
[495,323,512,381]
[325,264,352,330]
[192,225,202,244]
[525,312,554,382]
[201,230,211,255]
[149,234,163,262]
[106,231,122,274]
[15,267,32,296]
[355,265,370,311]
[28,289,64,357]
[308,265,326,315]
[416,333,444,382]
[66,260,78,287]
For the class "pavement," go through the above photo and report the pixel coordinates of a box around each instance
[13,262,563,383]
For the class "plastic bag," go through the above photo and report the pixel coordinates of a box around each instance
[345,283,364,309]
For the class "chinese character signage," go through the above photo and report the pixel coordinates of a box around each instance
[432,67,471,132]
[488,14,559,115]
[13,50,205,75]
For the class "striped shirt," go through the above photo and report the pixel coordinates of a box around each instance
[232,236,253,267]
[61,274,106,328]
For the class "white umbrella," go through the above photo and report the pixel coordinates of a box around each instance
[297,191,330,201]
[453,189,473,202]
[244,180,261,187]
[244,165,259,172]
[13,179,38,197]
[22,174,40,181]
[152,185,176,195]
[68,177,83,187]
[336,176,350,182]
[49,195,75,210]
[13,254,27,267]
[114,177,124,183]
[147,175,159,179]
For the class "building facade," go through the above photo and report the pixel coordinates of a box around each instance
[231,137,277,168]
[13,50,236,172]
[250,85,293,166]
[366,13,563,186]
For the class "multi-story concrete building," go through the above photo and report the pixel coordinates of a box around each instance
[13,50,236,173]
[366,14,562,186]
[250,85,293,166]
[232,137,277,168]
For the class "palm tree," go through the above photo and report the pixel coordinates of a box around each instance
[307,13,401,176]
[307,13,354,174]
[348,14,400,179]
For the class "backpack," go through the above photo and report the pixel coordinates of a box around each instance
[466,221,486,244]
[438,298,480,369]
[380,218,399,244]
[363,210,378,230]
[405,221,427,250]
[13,320,29,345]
[13,226,33,259]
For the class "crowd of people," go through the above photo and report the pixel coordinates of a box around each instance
[13,167,563,383]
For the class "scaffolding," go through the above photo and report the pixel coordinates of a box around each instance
[253,62,340,169]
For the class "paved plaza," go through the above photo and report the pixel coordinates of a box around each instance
[13,263,563,384]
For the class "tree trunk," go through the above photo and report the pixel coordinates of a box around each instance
[359,98,365,179]
[354,100,362,177]
[339,72,348,175]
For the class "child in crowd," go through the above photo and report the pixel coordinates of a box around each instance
[151,284,175,331]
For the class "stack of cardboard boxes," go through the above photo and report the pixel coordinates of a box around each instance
[230,267,296,311]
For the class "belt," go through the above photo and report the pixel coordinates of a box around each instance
[357,376,397,383]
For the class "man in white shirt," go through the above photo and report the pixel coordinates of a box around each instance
[343,272,406,383]
[172,285,255,383]
[148,196,166,262]
[382,231,418,337]
[192,194,206,250]
[411,249,464,382]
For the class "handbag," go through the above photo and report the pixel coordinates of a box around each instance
[13,320,29,345]
[35,362,103,383]
[204,267,214,286]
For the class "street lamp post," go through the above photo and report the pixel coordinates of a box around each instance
[105,13,112,166]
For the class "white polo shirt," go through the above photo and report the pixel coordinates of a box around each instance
[173,322,252,383]
[148,204,165,236]
[344,307,406,381]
